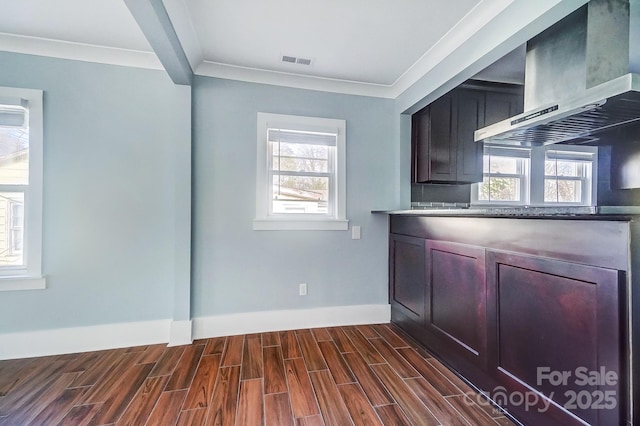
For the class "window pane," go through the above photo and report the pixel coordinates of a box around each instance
[486,156,520,174]
[545,179,582,203]
[0,191,24,266]
[478,177,521,202]
[0,126,29,185]
[545,160,581,177]
[272,175,329,214]
[272,142,329,172]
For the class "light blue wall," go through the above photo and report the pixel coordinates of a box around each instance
[0,51,398,334]
[0,52,189,332]
[191,77,397,317]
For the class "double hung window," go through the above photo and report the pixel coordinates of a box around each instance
[544,149,594,205]
[254,113,347,230]
[0,87,44,291]
[472,145,596,207]
[476,147,530,204]
[269,128,334,215]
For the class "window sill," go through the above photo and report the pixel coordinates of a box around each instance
[0,276,46,292]
[253,218,349,231]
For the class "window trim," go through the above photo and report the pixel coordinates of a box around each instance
[471,147,531,206]
[538,147,596,206]
[0,87,45,292]
[254,113,348,231]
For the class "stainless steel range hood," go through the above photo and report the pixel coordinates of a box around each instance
[474,73,640,145]
[475,0,640,146]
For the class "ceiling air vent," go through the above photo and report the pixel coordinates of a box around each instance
[281,55,312,66]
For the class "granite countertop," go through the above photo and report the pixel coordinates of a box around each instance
[372,205,640,218]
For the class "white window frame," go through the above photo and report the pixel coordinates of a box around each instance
[0,87,45,291]
[536,146,597,206]
[472,146,531,206]
[254,112,348,231]
[8,199,24,255]
[472,144,597,207]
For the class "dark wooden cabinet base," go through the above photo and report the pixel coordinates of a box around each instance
[389,234,426,339]
[389,215,634,426]
[424,241,487,369]
[487,250,625,426]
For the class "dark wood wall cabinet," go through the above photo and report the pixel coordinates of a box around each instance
[411,85,523,184]
[389,215,636,425]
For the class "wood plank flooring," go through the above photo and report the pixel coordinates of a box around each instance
[0,324,515,425]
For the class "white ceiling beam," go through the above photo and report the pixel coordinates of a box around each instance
[162,0,203,72]
[124,0,193,85]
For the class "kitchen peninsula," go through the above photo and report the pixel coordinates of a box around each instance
[378,209,638,425]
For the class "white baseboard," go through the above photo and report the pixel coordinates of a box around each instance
[0,319,171,361]
[192,304,391,339]
[168,320,193,347]
[0,304,391,360]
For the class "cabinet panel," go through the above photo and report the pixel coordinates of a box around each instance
[455,89,485,183]
[487,250,624,426]
[389,215,630,426]
[411,107,431,183]
[389,234,426,336]
[424,241,487,368]
[428,93,456,181]
[484,91,523,126]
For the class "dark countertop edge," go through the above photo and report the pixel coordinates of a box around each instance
[371,209,640,220]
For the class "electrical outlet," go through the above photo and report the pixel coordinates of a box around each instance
[299,283,307,296]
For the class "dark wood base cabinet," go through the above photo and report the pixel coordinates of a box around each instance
[389,215,635,426]
[424,241,487,370]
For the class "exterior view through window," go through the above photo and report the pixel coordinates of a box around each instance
[0,104,27,267]
[255,112,347,231]
[544,150,593,204]
[269,128,335,215]
[473,145,596,206]
[477,151,529,203]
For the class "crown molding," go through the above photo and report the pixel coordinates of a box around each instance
[389,0,514,99]
[1,0,587,101]
[395,0,588,113]
[0,32,162,70]
[195,61,396,98]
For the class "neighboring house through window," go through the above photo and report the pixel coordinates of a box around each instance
[254,113,348,230]
[9,200,24,255]
[0,87,44,291]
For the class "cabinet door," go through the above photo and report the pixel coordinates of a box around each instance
[428,92,457,182]
[411,95,455,183]
[411,89,490,184]
[484,91,523,126]
[486,250,624,426]
[455,89,485,183]
[424,240,487,369]
[389,234,426,337]
[411,107,431,183]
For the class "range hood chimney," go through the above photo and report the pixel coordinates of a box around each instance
[475,0,640,146]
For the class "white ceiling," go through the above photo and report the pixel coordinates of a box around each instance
[0,0,584,98]
[186,0,481,86]
[0,1,151,52]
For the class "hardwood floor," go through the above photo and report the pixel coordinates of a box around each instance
[0,324,515,425]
